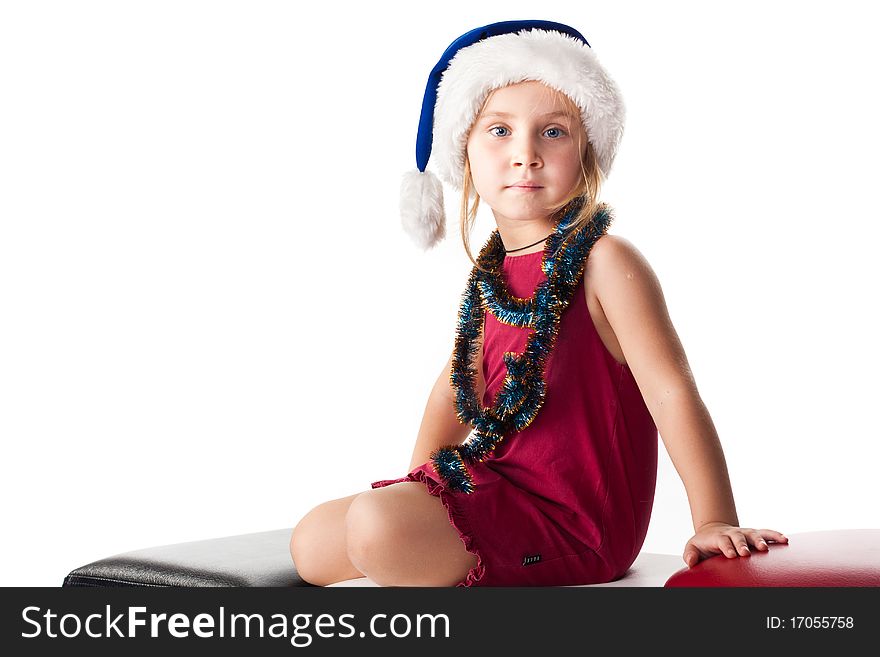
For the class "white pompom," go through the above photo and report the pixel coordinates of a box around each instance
[400,169,446,251]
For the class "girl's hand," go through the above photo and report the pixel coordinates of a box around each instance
[682,522,788,568]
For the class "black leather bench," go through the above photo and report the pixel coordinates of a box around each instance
[63,528,313,587]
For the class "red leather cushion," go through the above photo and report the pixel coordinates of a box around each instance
[664,529,880,587]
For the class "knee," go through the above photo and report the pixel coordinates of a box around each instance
[344,492,399,575]
[289,509,324,584]
[289,516,306,565]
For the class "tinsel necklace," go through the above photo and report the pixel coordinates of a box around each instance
[430,197,613,493]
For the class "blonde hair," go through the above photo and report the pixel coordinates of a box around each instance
[459,84,606,273]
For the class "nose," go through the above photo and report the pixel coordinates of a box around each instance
[510,134,542,169]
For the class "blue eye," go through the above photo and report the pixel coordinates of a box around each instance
[488,126,566,138]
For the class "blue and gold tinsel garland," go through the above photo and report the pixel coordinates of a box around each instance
[429,198,613,493]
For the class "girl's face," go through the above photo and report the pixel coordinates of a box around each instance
[466,81,587,226]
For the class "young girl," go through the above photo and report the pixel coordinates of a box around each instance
[290,19,788,587]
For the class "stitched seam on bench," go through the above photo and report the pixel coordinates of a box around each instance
[65,575,170,587]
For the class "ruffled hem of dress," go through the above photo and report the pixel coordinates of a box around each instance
[370,470,487,588]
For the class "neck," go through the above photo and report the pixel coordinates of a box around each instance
[496,217,556,255]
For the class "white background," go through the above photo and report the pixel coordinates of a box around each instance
[1,1,878,586]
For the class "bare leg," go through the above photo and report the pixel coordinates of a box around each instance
[345,482,478,587]
[290,493,366,586]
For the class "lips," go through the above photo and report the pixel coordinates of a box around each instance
[507,182,543,188]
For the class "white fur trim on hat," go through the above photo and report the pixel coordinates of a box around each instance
[432,28,625,191]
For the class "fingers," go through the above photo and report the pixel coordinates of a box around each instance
[683,544,706,568]
[738,529,768,552]
[701,534,743,560]
[761,530,788,544]
[749,529,788,547]
[683,527,789,569]
[725,528,790,556]
[720,534,746,558]
[740,529,789,554]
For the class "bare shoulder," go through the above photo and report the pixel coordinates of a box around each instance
[586,234,663,304]
[586,234,654,279]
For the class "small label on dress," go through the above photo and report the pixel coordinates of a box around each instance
[522,554,542,566]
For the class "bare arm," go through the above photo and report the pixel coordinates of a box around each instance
[408,348,486,472]
[589,234,789,567]
[587,234,739,532]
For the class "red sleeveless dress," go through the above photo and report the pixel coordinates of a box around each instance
[371,247,659,586]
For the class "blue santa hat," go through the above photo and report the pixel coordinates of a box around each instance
[400,19,626,250]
